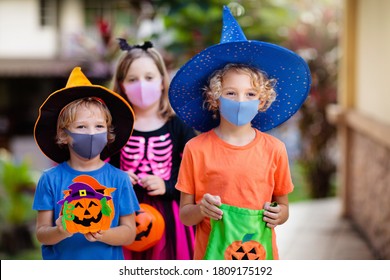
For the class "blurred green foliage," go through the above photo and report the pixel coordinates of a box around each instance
[0,148,38,257]
[156,0,301,66]
[0,150,36,226]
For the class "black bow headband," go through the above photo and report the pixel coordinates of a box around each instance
[117,38,153,51]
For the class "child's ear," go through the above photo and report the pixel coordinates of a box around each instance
[160,80,164,91]
[57,129,70,145]
[257,99,263,110]
[258,99,268,111]
[64,135,71,145]
[119,82,127,94]
[216,96,221,104]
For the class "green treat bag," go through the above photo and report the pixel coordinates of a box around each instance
[203,204,273,260]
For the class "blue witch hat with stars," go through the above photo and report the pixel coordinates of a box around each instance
[169,5,311,132]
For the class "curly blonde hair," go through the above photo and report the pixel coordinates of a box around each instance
[203,63,277,119]
[56,97,115,146]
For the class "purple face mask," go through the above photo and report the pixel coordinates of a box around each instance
[123,80,162,109]
[65,130,108,160]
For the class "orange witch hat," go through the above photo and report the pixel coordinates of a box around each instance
[34,67,135,163]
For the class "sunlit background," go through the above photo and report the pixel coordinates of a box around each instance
[2,0,387,260]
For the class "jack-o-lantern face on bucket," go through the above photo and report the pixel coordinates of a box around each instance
[71,198,103,226]
[224,233,266,260]
[58,182,114,234]
[123,203,165,252]
[71,174,116,221]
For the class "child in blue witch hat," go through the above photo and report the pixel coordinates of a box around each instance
[169,6,311,260]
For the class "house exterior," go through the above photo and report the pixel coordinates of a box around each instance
[328,0,390,259]
[0,0,139,169]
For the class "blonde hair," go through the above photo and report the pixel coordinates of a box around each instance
[112,46,174,120]
[203,63,277,119]
[56,97,115,146]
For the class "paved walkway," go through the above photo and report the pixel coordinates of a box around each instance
[275,197,377,260]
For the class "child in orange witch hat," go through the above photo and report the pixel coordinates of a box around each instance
[32,67,140,260]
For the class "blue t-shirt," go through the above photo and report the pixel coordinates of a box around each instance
[32,162,140,260]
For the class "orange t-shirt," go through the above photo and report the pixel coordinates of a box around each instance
[176,129,294,260]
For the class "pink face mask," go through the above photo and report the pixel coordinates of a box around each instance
[123,80,162,109]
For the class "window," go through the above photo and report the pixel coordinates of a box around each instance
[40,0,57,27]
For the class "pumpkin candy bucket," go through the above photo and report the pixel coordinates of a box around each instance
[72,175,116,219]
[124,203,165,252]
[58,181,115,234]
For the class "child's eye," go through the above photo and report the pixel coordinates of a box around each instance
[146,76,154,81]
[96,124,106,129]
[225,91,236,96]
[126,77,137,83]
[76,125,86,129]
[247,92,257,97]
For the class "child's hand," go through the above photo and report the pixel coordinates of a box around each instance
[84,230,104,242]
[139,175,166,196]
[199,193,223,220]
[263,202,281,228]
[125,170,139,186]
[55,215,73,238]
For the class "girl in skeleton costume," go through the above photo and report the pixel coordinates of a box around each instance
[109,39,196,260]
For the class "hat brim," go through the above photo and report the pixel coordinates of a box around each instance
[169,40,311,132]
[34,85,135,163]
